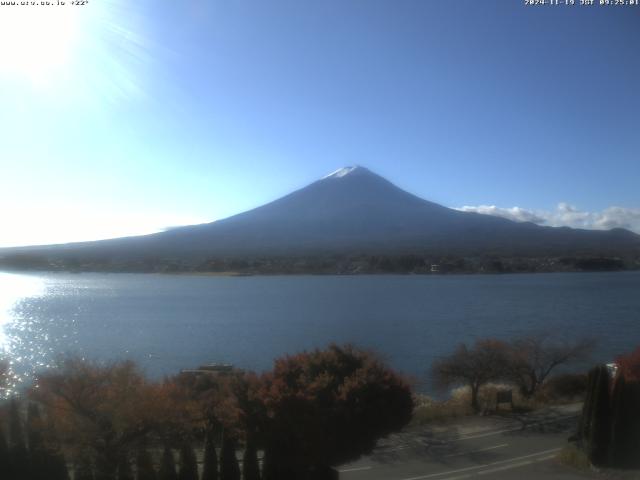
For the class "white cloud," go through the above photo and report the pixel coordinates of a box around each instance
[457,205,546,224]
[456,203,640,234]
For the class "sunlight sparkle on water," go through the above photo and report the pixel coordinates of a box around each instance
[0,272,45,352]
[0,272,47,396]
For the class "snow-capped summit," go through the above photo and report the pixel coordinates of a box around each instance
[323,166,367,179]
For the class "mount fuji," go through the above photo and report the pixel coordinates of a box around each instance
[2,166,639,268]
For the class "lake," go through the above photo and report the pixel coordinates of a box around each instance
[0,271,638,392]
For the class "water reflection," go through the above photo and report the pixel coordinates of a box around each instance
[0,272,47,395]
[0,272,45,350]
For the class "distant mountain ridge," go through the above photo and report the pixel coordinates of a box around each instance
[2,166,639,269]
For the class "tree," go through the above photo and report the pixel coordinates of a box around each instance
[25,401,70,480]
[74,451,95,480]
[158,446,178,480]
[608,346,640,468]
[0,419,9,480]
[216,371,265,480]
[117,451,134,480]
[7,398,29,480]
[586,365,611,466]
[242,437,260,480]
[260,344,413,479]
[201,430,218,480]
[609,374,630,467]
[432,339,510,412]
[177,442,198,480]
[50,452,71,480]
[8,398,25,450]
[506,333,594,397]
[615,346,640,382]
[0,358,11,399]
[27,402,44,452]
[219,431,240,480]
[160,369,227,444]
[27,402,49,480]
[31,358,165,480]
[135,447,157,480]
[577,365,611,466]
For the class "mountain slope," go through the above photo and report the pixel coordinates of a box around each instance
[3,166,640,263]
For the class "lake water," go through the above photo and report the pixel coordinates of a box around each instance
[0,271,638,392]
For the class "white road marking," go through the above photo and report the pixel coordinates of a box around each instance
[477,460,532,475]
[476,454,557,475]
[398,454,559,480]
[338,466,373,473]
[443,443,509,457]
[400,447,561,480]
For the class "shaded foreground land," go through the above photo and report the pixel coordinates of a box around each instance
[2,343,639,479]
[0,345,414,480]
[339,404,595,480]
[1,252,638,275]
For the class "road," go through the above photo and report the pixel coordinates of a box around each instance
[338,404,597,480]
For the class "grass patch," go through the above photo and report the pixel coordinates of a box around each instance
[412,380,585,425]
[557,444,590,471]
[411,374,583,425]
[411,394,472,425]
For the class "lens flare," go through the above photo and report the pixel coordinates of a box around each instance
[0,3,80,83]
[0,0,151,102]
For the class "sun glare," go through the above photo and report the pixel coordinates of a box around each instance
[0,5,81,83]
[0,0,149,102]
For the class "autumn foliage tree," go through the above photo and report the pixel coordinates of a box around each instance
[259,344,413,480]
[5,346,413,480]
[161,369,227,440]
[31,358,166,480]
[615,346,640,382]
[217,371,264,480]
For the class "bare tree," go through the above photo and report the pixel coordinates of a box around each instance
[432,339,511,412]
[506,333,594,398]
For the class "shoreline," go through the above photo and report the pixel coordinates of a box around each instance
[1,267,638,278]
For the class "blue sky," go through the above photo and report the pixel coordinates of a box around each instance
[1,0,639,246]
